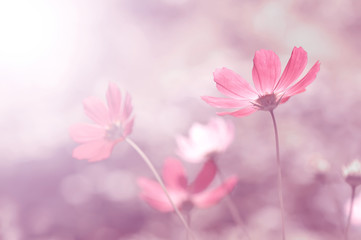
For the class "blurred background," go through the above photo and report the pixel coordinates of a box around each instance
[1,0,361,239]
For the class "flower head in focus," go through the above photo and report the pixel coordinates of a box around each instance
[343,159,361,187]
[202,47,320,117]
[137,158,238,212]
[176,118,234,163]
[70,82,134,162]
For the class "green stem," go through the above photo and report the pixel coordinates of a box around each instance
[269,110,286,240]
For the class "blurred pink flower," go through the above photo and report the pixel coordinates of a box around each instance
[70,82,134,162]
[176,118,234,163]
[202,47,320,117]
[137,158,238,212]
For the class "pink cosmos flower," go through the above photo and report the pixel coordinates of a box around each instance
[70,82,134,162]
[137,158,238,212]
[202,47,320,117]
[176,118,234,163]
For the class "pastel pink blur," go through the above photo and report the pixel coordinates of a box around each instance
[202,47,321,117]
[346,193,361,225]
[176,118,234,163]
[137,158,238,212]
[69,82,134,162]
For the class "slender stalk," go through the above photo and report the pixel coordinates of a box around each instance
[345,186,356,240]
[125,138,195,240]
[269,110,286,240]
[214,161,252,240]
[185,210,191,240]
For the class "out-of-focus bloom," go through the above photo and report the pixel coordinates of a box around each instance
[70,82,134,162]
[176,118,234,163]
[137,158,238,212]
[202,47,320,117]
[343,159,361,187]
[346,193,361,225]
[309,154,331,174]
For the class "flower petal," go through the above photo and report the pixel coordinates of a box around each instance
[137,178,175,212]
[284,61,320,97]
[162,158,187,190]
[83,97,111,126]
[139,194,175,212]
[106,82,122,122]
[188,160,217,194]
[252,50,281,94]
[274,47,308,92]
[217,106,257,117]
[209,118,234,153]
[213,68,257,99]
[72,140,115,162]
[201,96,251,108]
[69,123,105,143]
[192,176,238,208]
[122,116,134,137]
[122,92,133,122]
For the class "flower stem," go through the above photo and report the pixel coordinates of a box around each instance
[125,138,195,240]
[345,186,356,240]
[213,161,252,240]
[185,210,191,240]
[269,110,286,240]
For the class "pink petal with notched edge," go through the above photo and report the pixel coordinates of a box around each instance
[201,96,252,108]
[192,176,238,208]
[162,158,187,190]
[214,68,258,99]
[83,97,111,126]
[72,140,115,162]
[188,160,217,194]
[106,82,122,122]
[69,123,105,143]
[274,47,308,92]
[252,50,281,94]
[284,61,321,97]
[217,106,257,117]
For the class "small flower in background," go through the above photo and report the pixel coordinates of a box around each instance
[343,159,361,187]
[309,155,330,174]
[308,154,331,181]
[202,47,321,117]
[137,158,238,212]
[70,82,134,162]
[176,118,234,163]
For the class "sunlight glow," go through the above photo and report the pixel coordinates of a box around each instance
[0,0,60,64]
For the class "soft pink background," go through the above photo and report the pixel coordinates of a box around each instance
[1,0,361,239]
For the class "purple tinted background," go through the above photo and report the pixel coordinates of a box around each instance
[1,0,361,239]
